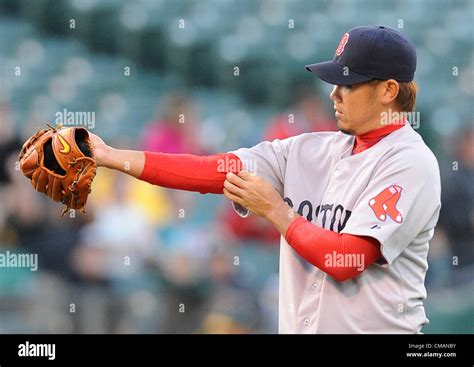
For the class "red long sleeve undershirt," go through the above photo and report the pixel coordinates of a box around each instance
[285,217,381,281]
[138,150,383,281]
[138,152,243,194]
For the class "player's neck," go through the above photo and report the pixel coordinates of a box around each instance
[356,107,405,136]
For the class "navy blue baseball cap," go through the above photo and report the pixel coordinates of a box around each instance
[305,26,417,85]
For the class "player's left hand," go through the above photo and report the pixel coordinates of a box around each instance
[88,132,110,167]
[223,171,284,219]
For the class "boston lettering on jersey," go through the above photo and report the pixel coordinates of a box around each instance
[284,197,351,233]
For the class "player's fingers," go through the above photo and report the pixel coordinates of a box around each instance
[238,171,261,185]
[224,179,245,197]
[223,188,243,204]
[237,171,254,180]
[226,172,247,188]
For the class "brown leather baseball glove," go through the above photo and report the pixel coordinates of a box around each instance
[19,125,97,216]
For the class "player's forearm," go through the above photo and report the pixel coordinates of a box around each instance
[98,146,145,178]
[139,152,243,194]
[266,204,382,281]
[284,217,382,281]
[95,134,244,193]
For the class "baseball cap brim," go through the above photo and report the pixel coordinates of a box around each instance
[305,61,373,86]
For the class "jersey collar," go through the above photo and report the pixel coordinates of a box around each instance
[352,119,406,155]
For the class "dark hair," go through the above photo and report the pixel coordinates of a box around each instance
[395,81,418,112]
[365,79,418,112]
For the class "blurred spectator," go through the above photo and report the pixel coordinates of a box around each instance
[264,84,335,141]
[72,172,156,282]
[149,225,215,333]
[0,102,22,186]
[70,172,159,333]
[200,243,261,333]
[139,91,205,220]
[91,166,173,227]
[219,205,280,245]
[438,124,474,283]
[200,288,260,333]
[140,91,203,154]
[258,273,279,333]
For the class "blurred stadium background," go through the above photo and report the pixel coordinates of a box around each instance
[0,0,472,334]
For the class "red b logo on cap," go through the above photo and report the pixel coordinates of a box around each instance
[335,33,349,56]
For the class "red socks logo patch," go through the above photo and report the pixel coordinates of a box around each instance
[368,185,403,223]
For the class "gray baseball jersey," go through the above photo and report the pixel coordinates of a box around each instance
[229,124,441,333]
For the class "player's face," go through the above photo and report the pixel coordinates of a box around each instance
[330,81,381,135]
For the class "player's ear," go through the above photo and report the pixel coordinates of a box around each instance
[380,79,400,106]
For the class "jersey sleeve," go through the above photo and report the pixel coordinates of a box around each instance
[340,150,441,265]
[228,138,294,218]
[228,137,294,195]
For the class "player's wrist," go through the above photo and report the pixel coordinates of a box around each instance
[89,132,112,168]
[265,200,286,220]
[94,145,113,167]
[266,200,298,235]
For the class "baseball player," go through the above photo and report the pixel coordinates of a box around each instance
[89,26,441,333]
